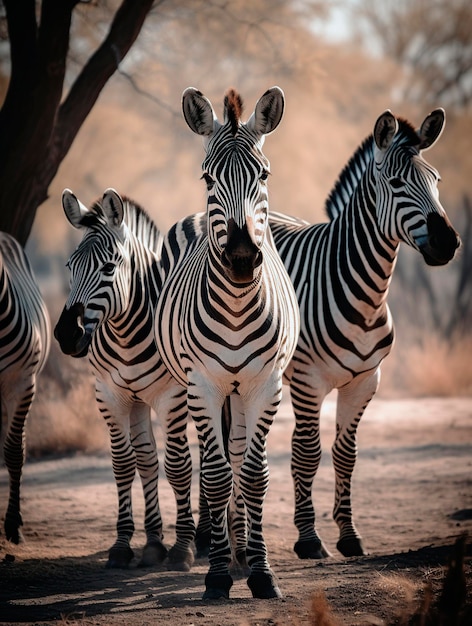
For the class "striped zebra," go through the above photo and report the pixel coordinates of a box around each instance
[155,87,300,600]
[1,232,50,544]
[267,108,460,560]
[54,189,200,571]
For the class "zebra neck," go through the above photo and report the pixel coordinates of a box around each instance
[109,248,158,337]
[332,172,398,323]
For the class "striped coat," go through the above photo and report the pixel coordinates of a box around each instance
[1,232,50,543]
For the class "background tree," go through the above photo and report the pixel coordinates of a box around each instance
[0,0,155,245]
[355,0,472,110]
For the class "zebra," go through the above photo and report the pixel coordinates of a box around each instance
[155,87,300,600]
[200,107,462,563]
[54,188,200,571]
[0,232,50,544]
[265,107,460,560]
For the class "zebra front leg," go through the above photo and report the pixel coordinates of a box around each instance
[104,415,139,569]
[332,371,379,557]
[190,387,234,599]
[290,377,330,559]
[3,381,35,543]
[240,397,283,599]
[130,402,168,568]
[196,396,248,569]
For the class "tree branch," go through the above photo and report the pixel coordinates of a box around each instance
[52,0,155,166]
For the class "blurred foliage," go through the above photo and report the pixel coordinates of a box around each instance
[354,0,472,111]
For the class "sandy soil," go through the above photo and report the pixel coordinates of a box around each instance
[1,395,471,625]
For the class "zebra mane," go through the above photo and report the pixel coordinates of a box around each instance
[325,135,374,221]
[83,197,161,252]
[224,88,244,136]
[325,117,421,221]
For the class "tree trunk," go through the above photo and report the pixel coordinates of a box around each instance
[0,0,155,246]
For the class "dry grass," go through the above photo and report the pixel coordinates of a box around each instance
[380,331,472,398]
[26,341,108,458]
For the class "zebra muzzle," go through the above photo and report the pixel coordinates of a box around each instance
[418,213,461,266]
[54,303,91,358]
[221,220,263,283]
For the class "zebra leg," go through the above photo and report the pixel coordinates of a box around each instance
[161,384,196,572]
[129,402,168,568]
[190,386,233,600]
[196,396,248,568]
[3,378,35,544]
[227,395,248,569]
[100,393,140,568]
[241,396,282,599]
[289,374,331,559]
[195,442,211,558]
[332,371,379,557]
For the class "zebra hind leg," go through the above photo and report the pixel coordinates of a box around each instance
[3,384,35,544]
[195,445,212,558]
[290,381,331,559]
[332,376,379,557]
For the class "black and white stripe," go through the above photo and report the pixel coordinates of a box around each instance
[1,232,50,543]
[54,189,196,571]
[268,108,460,559]
[155,87,299,600]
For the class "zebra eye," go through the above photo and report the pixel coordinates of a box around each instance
[201,173,214,191]
[101,262,116,276]
[260,170,269,182]
[389,177,405,189]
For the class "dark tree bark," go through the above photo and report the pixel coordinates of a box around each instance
[0,0,155,245]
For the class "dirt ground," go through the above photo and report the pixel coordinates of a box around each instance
[1,395,471,625]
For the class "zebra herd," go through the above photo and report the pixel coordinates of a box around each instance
[1,86,460,600]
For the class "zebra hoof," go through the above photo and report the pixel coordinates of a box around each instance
[195,529,211,558]
[166,545,195,572]
[247,571,283,599]
[203,573,233,600]
[5,524,24,545]
[337,536,366,557]
[294,538,331,560]
[106,546,134,569]
[138,540,168,567]
[4,514,24,545]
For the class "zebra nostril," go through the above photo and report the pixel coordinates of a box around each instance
[253,251,263,268]
[221,250,231,268]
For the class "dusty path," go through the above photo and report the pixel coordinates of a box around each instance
[1,396,471,624]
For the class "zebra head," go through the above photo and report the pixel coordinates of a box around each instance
[182,86,284,283]
[54,188,131,357]
[372,108,460,266]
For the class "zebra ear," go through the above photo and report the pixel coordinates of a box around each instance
[62,189,89,229]
[418,108,445,151]
[247,86,285,136]
[102,188,124,227]
[182,87,218,137]
[373,110,398,151]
